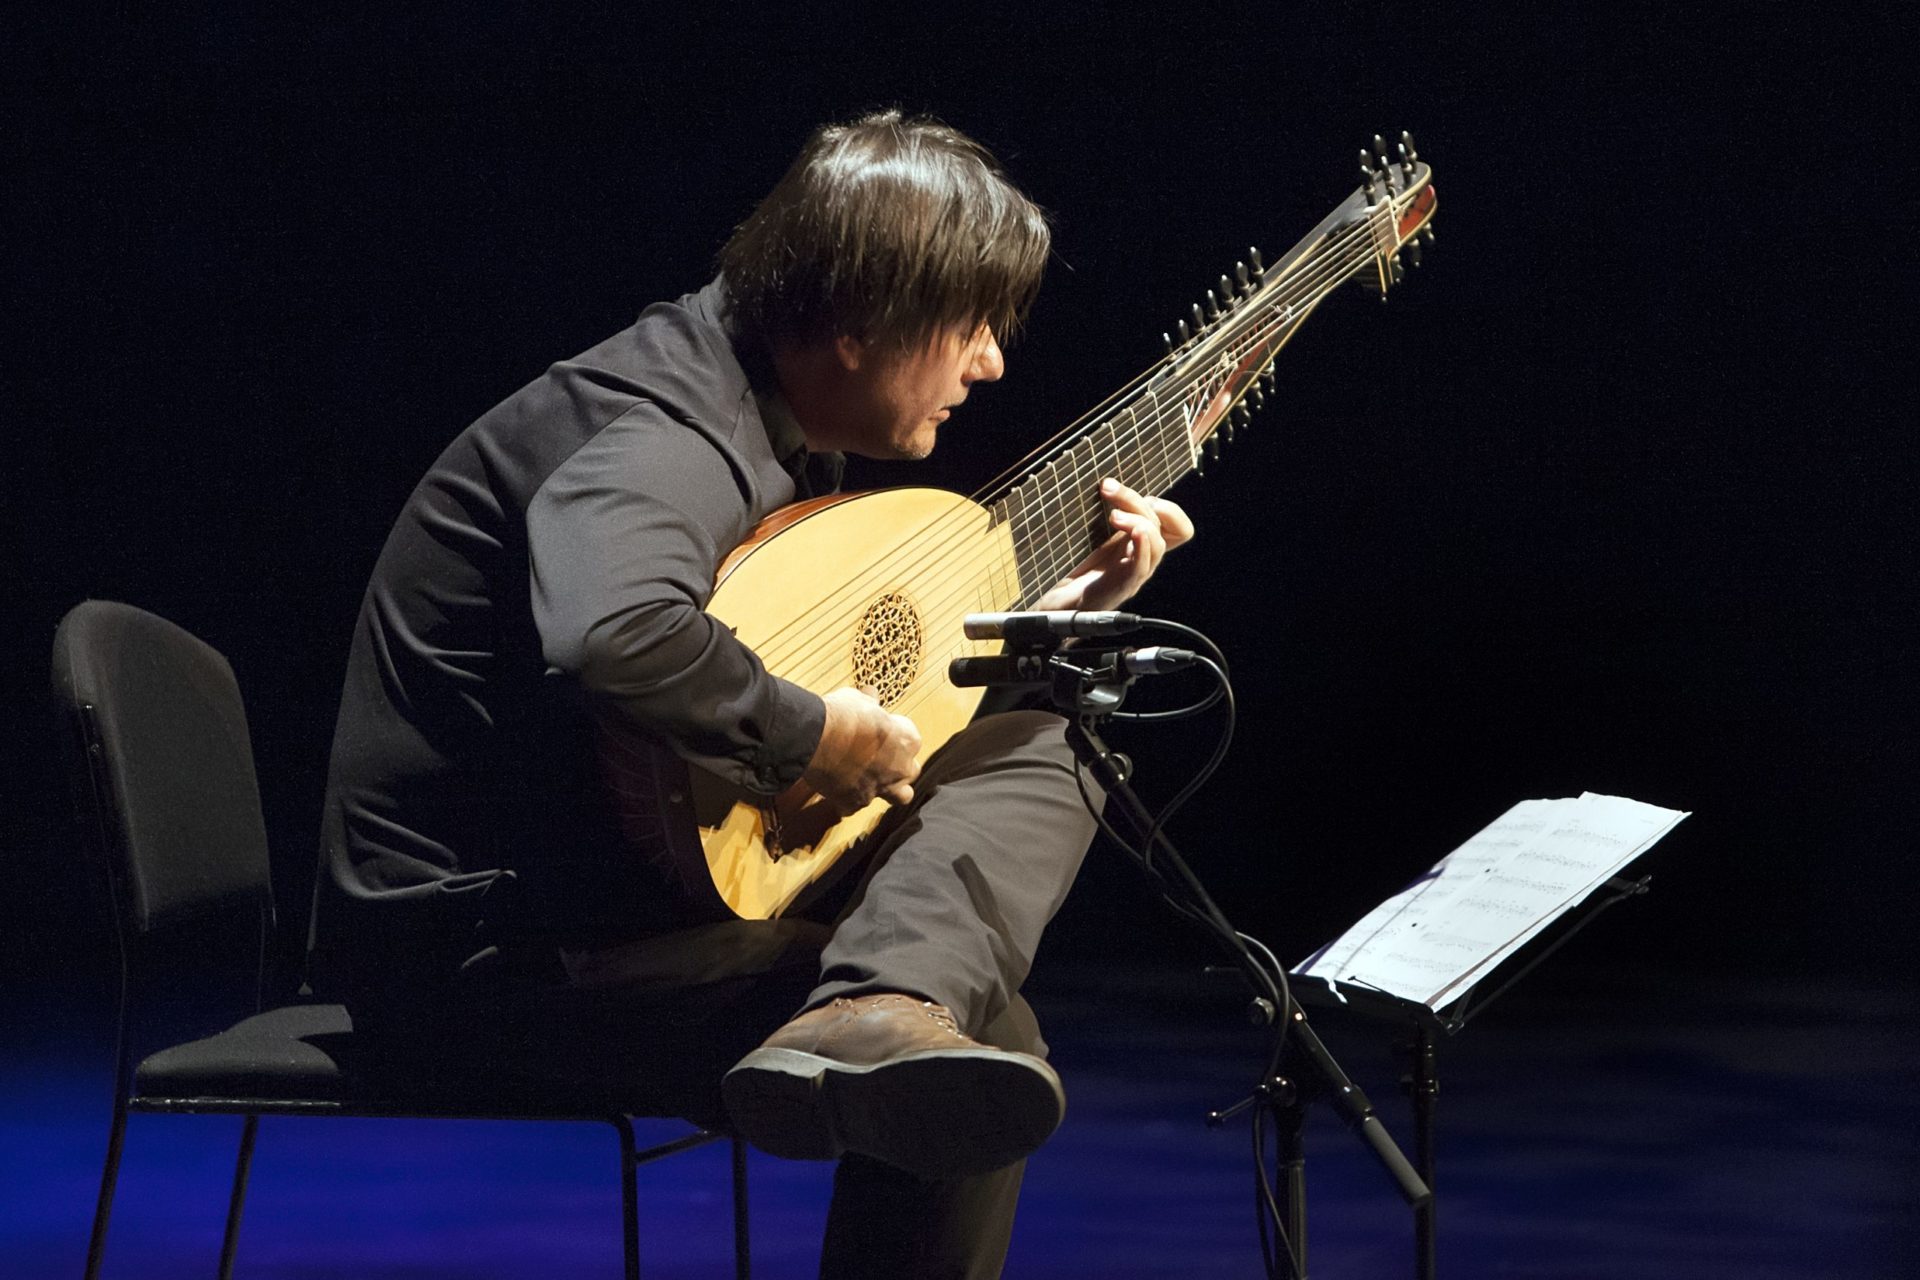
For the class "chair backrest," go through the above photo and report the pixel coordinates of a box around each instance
[51,601,272,939]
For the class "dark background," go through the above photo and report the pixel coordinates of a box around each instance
[3,4,1905,1030]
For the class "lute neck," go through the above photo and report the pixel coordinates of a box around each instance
[987,216,1382,603]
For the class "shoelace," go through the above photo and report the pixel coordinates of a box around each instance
[831,995,965,1039]
[917,1001,962,1038]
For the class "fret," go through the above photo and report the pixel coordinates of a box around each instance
[1087,418,1123,496]
[1000,476,1047,606]
[1084,421,1125,557]
[983,487,1016,609]
[1107,407,1147,497]
[1026,438,1080,594]
[1064,436,1102,576]
[1143,376,1192,489]
[1125,385,1164,497]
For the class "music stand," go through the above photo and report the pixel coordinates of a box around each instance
[1293,873,1654,1280]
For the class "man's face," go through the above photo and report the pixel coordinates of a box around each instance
[830,324,1005,460]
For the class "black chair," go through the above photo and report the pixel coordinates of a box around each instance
[53,599,806,1279]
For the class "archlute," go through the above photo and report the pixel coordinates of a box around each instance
[600,136,1438,919]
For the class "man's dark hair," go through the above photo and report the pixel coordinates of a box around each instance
[720,110,1051,353]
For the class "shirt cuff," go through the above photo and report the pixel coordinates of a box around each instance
[751,677,826,794]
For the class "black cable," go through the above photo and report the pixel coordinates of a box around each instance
[1137,658,1233,871]
[1055,626,1307,1276]
[1254,1105,1276,1274]
[1071,740,1214,935]
[1067,655,1234,926]
[1229,925,1301,1280]
[1252,1103,1304,1280]
[1238,930,1295,1090]
[1109,681,1223,721]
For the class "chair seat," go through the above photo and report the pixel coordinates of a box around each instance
[134,1002,654,1117]
[136,1004,358,1103]
[135,919,835,1122]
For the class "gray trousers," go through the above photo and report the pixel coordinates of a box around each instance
[804,709,1097,1278]
[476,710,1098,1279]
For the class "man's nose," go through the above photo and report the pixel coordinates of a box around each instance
[965,328,1005,384]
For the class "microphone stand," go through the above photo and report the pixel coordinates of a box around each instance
[1032,645,1431,1278]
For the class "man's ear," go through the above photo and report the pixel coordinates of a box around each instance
[833,333,865,372]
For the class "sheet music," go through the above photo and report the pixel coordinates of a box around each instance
[1293,793,1688,1009]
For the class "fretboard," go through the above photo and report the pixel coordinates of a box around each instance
[986,290,1325,602]
[991,393,1192,603]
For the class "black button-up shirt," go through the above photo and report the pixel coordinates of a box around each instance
[312,280,836,986]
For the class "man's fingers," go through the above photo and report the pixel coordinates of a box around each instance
[894,743,923,781]
[1099,476,1151,514]
[1110,509,1167,552]
[1152,495,1195,547]
[1101,478,1194,548]
[880,781,915,807]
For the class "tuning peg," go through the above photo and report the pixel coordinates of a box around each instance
[1177,318,1191,344]
[1373,134,1391,168]
[1421,226,1435,247]
[1219,275,1235,309]
[1252,386,1266,410]
[1407,240,1423,268]
[1249,246,1266,285]
[1163,331,1174,356]
[1200,291,1217,324]
[1235,261,1251,296]
[1400,131,1418,163]
[1398,142,1414,180]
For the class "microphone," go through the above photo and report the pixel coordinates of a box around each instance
[948,652,1056,688]
[962,610,1143,642]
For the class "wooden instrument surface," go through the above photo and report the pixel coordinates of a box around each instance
[692,487,1018,918]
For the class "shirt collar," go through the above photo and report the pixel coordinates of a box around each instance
[755,386,810,475]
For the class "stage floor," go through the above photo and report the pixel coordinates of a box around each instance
[3,967,1912,1278]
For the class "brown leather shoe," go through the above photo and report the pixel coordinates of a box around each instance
[722,993,1065,1178]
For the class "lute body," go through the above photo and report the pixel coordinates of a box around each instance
[697,487,1009,919]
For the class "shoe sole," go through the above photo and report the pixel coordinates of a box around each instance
[722,1045,1065,1178]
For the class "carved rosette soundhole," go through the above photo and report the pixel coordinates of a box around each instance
[851,591,923,706]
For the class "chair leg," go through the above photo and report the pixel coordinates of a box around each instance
[611,1116,640,1280]
[217,1115,259,1280]
[731,1135,751,1280]
[84,1096,130,1280]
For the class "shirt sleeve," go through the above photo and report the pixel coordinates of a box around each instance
[527,404,824,794]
